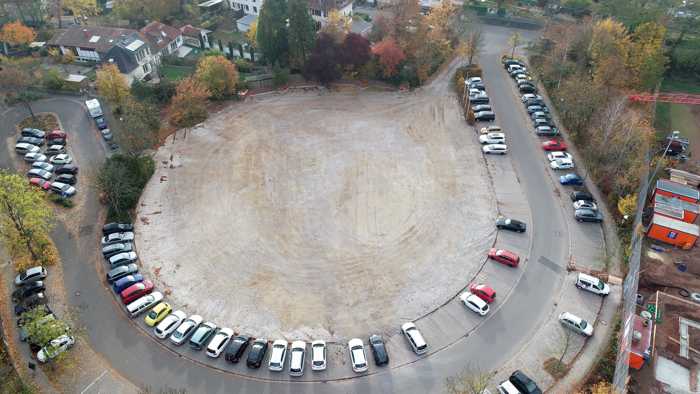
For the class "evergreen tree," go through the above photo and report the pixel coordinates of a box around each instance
[257,0,289,65]
[288,0,316,70]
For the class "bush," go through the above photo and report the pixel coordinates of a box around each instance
[235,59,253,73]
[272,64,289,87]
[43,69,64,90]
[48,194,74,208]
[96,154,155,221]
[131,80,176,105]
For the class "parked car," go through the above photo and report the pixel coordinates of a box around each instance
[246,338,269,369]
[466,77,482,84]
[50,182,75,196]
[126,291,162,317]
[109,251,138,268]
[27,168,52,180]
[574,208,603,223]
[497,379,524,394]
[575,273,610,296]
[47,136,66,146]
[15,266,47,286]
[95,116,108,130]
[154,310,187,339]
[474,111,496,121]
[101,232,135,246]
[49,154,72,165]
[573,200,598,210]
[37,335,75,363]
[24,152,47,163]
[514,73,532,81]
[401,322,427,355]
[14,293,48,315]
[480,125,501,134]
[311,340,327,371]
[525,98,546,107]
[29,177,51,191]
[479,132,505,145]
[45,145,66,156]
[103,222,134,236]
[570,191,595,202]
[102,242,134,259]
[368,334,389,366]
[54,174,76,185]
[348,338,368,373]
[469,94,489,104]
[560,173,584,186]
[469,283,496,303]
[482,144,508,155]
[15,142,40,155]
[144,302,172,327]
[488,248,520,267]
[496,217,526,233]
[517,81,536,89]
[542,139,567,151]
[531,111,552,121]
[550,158,574,170]
[206,327,234,358]
[547,151,573,162]
[170,315,203,345]
[559,312,594,336]
[521,93,543,103]
[224,335,251,363]
[526,105,546,114]
[18,136,44,146]
[519,85,537,94]
[469,82,486,91]
[471,104,492,113]
[106,263,138,283]
[54,164,78,175]
[12,280,45,302]
[19,312,55,343]
[268,339,288,371]
[112,273,144,293]
[189,321,217,350]
[509,370,542,394]
[535,126,558,136]
[22,128,46,139]
[31,162,54,172]
[459,292,490,316]
[289,341,306,376]
[47,130,66,140]
[533,118,552,128]
[100,128,113,141]
[120,280,154,304]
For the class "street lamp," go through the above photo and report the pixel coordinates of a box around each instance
[648,130,680,186]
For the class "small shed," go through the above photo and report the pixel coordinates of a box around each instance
[654,194,700,224]
[237,14,258,33]
[63,74,88,90]
[655,179,700,203]
[647,213,699,249]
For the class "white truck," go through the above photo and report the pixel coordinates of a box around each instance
[85,99,103,118]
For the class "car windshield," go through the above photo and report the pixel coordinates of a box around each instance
[147,310,158,319]
[352,348,365,363]
[595,280,605,290]
[312,346,323,361]
[579,320,588,329]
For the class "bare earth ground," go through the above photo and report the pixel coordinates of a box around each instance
[136,88,497,341]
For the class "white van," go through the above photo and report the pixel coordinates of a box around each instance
[575,273,610,296]
[127,291,163,317]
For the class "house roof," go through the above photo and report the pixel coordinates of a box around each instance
[237,14,258,27]
[180,24,210,38]
[140,21,181,52]
[103,33,147,74]
[308,0,353,13]
[47,26,140,54]
[656,179,700,201]
[655,194,700,214]
[651,213,700,236]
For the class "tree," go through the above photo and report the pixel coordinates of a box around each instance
[372,37,406,78]
[321,10,351,43]
[617,193,637,219]
[257,0,288,65]
[597,0,674,29]
[245,20,258,50]
[96,63,130,111]
[167,77,210,129]
[588,18,631,90]
[96,154,155,221]
[113,0,179,23]
[0,171,55,266]
[0,20,36,47]
[21,307,70,348]
[461,28,484,65]
[119,97,161,155]
[561,0,592,18]
[627,22,667,90]
[340,33,371,69]
[368,14,393,43]
[444,364,493,394]
[194,55,239,100]
[287,0,316,70]
[508,32,521,59]
[62,0,99,18]
[43,69,64,90]
[303,33,341,85]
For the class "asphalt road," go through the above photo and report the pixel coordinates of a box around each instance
[0,26,594,393]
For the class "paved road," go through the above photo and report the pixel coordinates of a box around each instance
[0,26,606,393]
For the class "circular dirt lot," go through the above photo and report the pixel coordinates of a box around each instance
[136,90,497,340]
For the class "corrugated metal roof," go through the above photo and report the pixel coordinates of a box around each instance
[656,179,700,200]
[655,193,700,213]
[651,213,700,236]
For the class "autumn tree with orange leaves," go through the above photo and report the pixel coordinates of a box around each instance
[372,38,406,78]
[0,21,36,49]
[194,55,239,100]
[168,77,210,129]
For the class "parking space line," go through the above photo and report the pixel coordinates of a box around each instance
[80,369,107,394]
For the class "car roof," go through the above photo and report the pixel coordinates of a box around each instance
[560,312,583,323]
[578,272,601,282]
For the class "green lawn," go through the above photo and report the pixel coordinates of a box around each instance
[661,76,700,95]
[160,65,195,81]
[654,76,700,137]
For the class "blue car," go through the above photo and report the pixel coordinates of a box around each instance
[95,116,108,130]
[560,173,583,186]
[113,274,144,293]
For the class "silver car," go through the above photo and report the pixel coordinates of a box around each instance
[108,251,138,267]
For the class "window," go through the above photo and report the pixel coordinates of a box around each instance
[253,6,257,12]
[245,4,249,10]
[142,64,149,74]
[668,231,678,239]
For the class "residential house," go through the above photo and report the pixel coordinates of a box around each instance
[140,21,183,65]
[228,0,263,15]
[180,25,211,49]
[236,14,258,33]
[47,26,158,84]
[309,0,353,28]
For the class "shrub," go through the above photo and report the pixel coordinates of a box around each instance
[272,64,289,87]
[49,194,74,208]
[96,154,155,221]
[43,69,64,90]
[131,80,176,105]
[235,59,253,73]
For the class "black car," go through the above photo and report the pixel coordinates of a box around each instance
[45,145,66,156]
[224,335,251,363]
[103,242,134,259]
[12,281,45,302]
[18,136,44,146]
[95,116,108,130]
[106,263,138,283]
[519,85,537,94]
[535,126,559,137]
[570,191,595,202]
[47,137,67,146]
[475,111,496,121]
[503,58,525,68]
[21,128,46,139]
[246,338,269,368]
[509,370,542,394]
[54,174,76,185]
[14,293,48,315]
[526,105,549,114]
[524,98,545,107]
[471,104,492,113]
[496,217,527,233]
[518,81,536,89]
[55,164,79,175]
[469,82,486,91]
[575,208,604,223]
[102,222,134,236]
[369,334,389,366]
[469,94,490,105]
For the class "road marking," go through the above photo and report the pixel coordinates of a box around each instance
[538,256,563,273]
[80,370,107,394]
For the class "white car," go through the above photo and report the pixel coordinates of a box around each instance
[37,334,75,363]
[459,292,490,316]
[154,310,187,339]
[49,154,72,165]
[497,379,523,394]
[268,339,288,371]
[311,340,326,371]
[521,93,543,102]
[101,232,135,246]
[206,327,234,358]
[469,88,483,96]
[479,125,501,134]
[573,200,598,211]
[466,76,482,84]
[50,182,76,197]
[550,158,574,170]
[482,144,508,155]
[401,322,427,355]
[24,152,47,163]
[559,312,594,336]
[289,341,306,376]
[170,314,203,345]
[479,132,505,144]
[348,338,368,373]
[547,151,573,162]
[15,142,40,154]
[575,273,610,296]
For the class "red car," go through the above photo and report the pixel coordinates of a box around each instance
[488,248,520,267]
[29,177,51,191]
[542,139,568,151]
[120,280,154,304]
[469,283,496,303]
[48,130,67,140]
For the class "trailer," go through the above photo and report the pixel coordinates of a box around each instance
[85,99,103,118]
